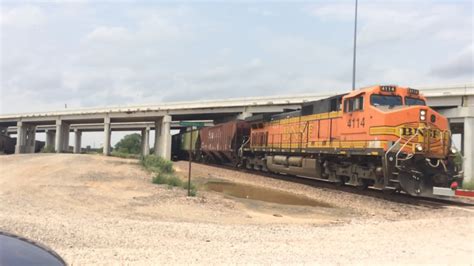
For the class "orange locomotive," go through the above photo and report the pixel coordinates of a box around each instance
[243,85,462,196]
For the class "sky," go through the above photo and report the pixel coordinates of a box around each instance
[0,0,473,147]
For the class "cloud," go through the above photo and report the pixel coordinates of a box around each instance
[430,45,474,79]
[307,1,472,46]
[0,2,472,116]
[248,7,278,17]
[0,5,46,28]
[84,26,132,43]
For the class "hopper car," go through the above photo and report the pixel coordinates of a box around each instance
[172,85,463,197]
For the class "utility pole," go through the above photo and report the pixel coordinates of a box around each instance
[187,127,192,196]
[352,0,358,91]
[179,121,205,196]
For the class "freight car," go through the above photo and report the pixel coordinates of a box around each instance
[172,85,463,197]
[199,120,250,165]
[172,129,199,160]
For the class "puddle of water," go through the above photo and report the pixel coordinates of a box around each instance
[204,181,332,208]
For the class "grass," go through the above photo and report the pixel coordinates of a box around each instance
[141,155,174,173]
[110,151,141,159]
[450,152,473,190]
[453,152,463,169]
[41,145,55,153]
[461,180,474,190]
[183,181,197,197]
[143,155,197,196]
[152,172,182,187]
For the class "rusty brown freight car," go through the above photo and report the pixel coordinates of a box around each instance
[199,120,250,164]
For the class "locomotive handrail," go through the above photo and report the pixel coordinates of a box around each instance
[383,131,404,185]
[384,131,403,161]
[238,138,250,158]
[395,129,420,169]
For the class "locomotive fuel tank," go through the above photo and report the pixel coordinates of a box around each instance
[266,155,322,179]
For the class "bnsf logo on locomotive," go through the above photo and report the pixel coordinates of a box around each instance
[400,127,439,138]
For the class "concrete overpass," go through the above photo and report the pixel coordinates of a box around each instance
[0,83,473,181]
[5,121,214,154]
[0,96,305,158]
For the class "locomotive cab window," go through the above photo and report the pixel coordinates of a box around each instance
[370,94,402,108]
[405,97,426,106]
[344,96,364,112]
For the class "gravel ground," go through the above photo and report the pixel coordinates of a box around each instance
[0,154,473,265]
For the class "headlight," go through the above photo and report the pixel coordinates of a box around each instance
[420,115,426,121]
[416,144,423,152]
[450,147,457,154]
[420,110,426,115]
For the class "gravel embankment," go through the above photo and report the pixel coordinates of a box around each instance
[0,154,472,265]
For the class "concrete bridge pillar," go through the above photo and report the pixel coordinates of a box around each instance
[62,124,70,152]
[154,119,162,156]
[14,122,23,154]
[45,130,55,150]
[74,129,82,154]
[15,122,36,154]
[103,117,111,156]
[158,115,172,160]
[141,127,150,156]
[55,120,70,153]
[25,124,36,153]
[55,120,63,153]
[464,117,473,182]
[15,122,26,154]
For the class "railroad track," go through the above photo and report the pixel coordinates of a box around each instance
[188,161,474,209]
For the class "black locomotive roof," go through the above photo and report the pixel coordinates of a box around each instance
[301,93,347,116]
[244,113,272,123]
[245,93,348,123]
[270,110,301,120]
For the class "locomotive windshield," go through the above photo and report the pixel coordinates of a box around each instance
[370,94,402,107]
[405,97,426,106]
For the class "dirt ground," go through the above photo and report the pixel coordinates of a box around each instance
[0,154,473,265]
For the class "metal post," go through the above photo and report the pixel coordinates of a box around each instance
[188,126,193,196]
[352,0,358,91]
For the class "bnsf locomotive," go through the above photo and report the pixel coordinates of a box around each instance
[172,85,463,196]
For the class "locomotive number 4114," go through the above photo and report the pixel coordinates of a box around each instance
[347,117,365,128]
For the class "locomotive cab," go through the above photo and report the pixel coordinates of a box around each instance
[340,85,462,196]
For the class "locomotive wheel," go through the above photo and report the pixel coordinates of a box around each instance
[356,179,370,190]
[334,176,347,187]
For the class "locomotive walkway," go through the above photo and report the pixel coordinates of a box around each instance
[0,83,473,181]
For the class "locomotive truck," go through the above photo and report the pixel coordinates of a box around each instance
[172,85,463,197]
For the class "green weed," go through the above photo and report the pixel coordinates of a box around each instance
[111,151,141,159]
[141,155,174,174]
[461,180,474,190]
[143,155,196,196]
